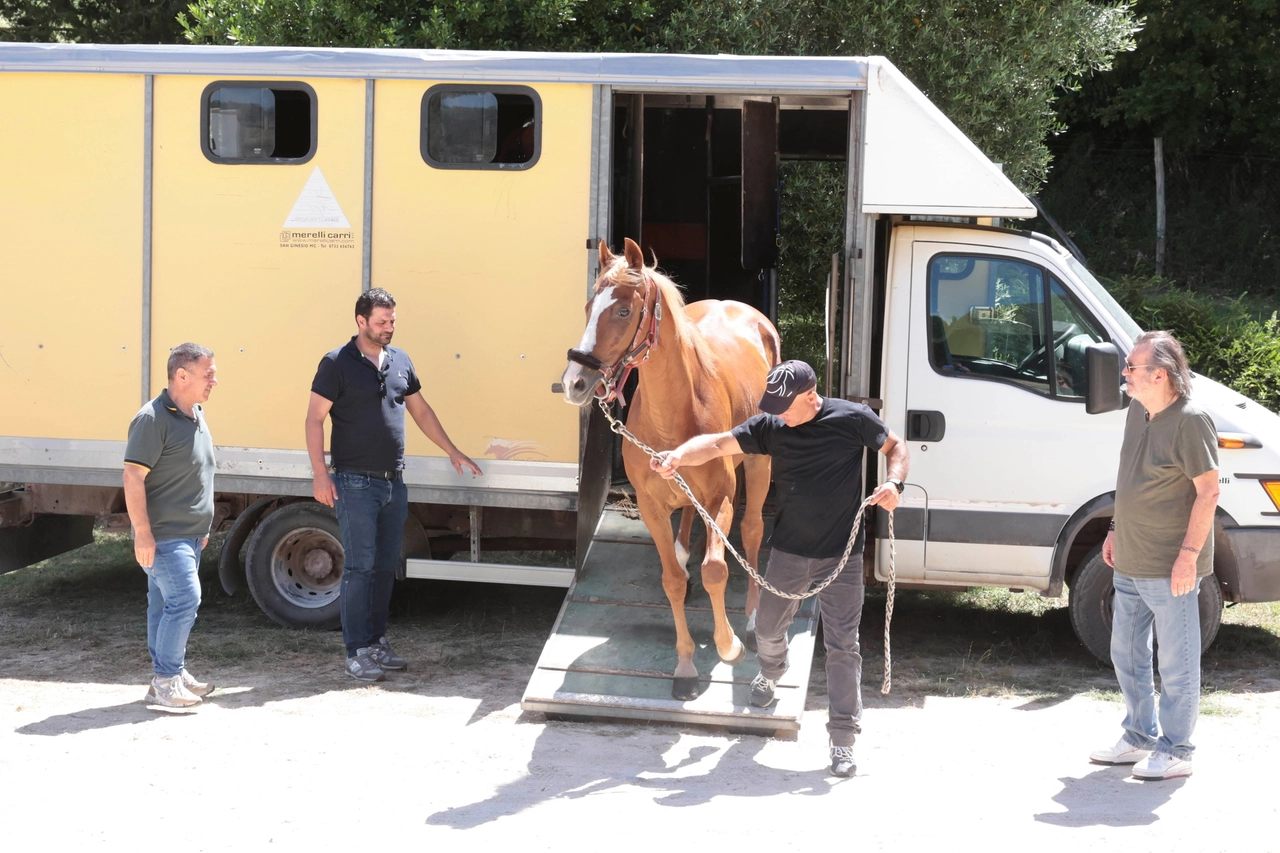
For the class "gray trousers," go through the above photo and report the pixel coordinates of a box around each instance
[756,548,864,747]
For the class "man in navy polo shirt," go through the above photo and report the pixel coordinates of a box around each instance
[306,288,482,682]
[651,360,908,777]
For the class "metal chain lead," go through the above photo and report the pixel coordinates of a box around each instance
[596,398,898,693]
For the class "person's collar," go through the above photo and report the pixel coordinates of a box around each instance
[346,335,393,368]
[160,388,198,422]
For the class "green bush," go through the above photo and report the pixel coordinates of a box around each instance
[1108,275,1280,413]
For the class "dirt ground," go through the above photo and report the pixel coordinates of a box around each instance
[3,533,1280,851]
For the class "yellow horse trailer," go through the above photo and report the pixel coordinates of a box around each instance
[0,44,1030,647]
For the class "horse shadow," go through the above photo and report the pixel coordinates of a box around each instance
[424,720,838,830]
[1033,766,1185,827]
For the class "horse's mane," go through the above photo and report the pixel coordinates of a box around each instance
[598,256,714,372]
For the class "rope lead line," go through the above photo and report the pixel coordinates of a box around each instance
[596,398,897,694]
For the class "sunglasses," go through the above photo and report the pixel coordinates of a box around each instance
[376,368,404,403]
[1123,360,1157,372]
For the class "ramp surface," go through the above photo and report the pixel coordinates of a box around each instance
[521,506,818,733]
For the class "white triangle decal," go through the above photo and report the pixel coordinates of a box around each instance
[283,166,351,229]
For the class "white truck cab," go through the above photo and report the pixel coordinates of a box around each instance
[875,221,1280,659]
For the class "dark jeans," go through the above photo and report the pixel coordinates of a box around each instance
[755,548,864,747]
[334,472,408,657]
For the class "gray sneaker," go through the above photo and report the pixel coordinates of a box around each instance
[749,672,778,708]
[830,744,857,777]
[145,674,202,708]
[345,648,385,682]
[368,637,407,671]
[180,668,215,698]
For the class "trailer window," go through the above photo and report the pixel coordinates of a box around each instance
[201,82,316,165]
[421,85,540,170]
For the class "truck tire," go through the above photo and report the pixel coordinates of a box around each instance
[1069,544,1224,665]
[245,502,344,629]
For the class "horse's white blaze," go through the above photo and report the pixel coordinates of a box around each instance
[576,286,618,353]
[674,541,690,578]
[746,610,758,632]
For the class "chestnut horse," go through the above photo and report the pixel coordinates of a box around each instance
[562,238,780,700]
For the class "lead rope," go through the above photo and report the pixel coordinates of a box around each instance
[596,398,898,694]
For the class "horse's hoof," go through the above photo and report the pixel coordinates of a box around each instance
[743,629,758,653]
[672,677,701,701]
[721,636,748,666]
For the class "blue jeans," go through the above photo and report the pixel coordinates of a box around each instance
[1111,571,1201,759]
[147,538,204,678]
[334,473,408,657]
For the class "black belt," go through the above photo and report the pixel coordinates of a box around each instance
[333,468,402,481]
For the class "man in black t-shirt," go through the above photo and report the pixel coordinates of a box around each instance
[306,288,482,682]
[652,360,908,777]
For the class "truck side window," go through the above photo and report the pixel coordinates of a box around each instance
[1049,277,1107,400]
[928,254,1049,395]
[201,82,316,164]
[421,85,540,170]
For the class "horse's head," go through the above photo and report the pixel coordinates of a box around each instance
[562,237,660,407]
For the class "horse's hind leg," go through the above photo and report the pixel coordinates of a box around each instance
[637,494,702,700]
[740,454,771,652]
[702,491,746,666]
[674,506,694,576]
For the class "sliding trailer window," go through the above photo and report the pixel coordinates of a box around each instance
[201,82,317,165]
[421,85,541,170]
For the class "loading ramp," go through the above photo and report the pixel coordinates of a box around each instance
[521,505,819,733]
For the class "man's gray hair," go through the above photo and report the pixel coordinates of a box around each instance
[167,342,214,380]
[1134,330,1194,398]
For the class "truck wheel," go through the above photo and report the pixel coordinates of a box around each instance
[1069,544,1224,665]
[245,502,343,629]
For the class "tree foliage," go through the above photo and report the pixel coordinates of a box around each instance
[0,0,187,43]
[182,0,1139,191]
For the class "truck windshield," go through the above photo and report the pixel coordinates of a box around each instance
[1065,256,1143,343]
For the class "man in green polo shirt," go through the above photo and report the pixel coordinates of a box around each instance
[1089,330,1219,780]
[124,342,219,709]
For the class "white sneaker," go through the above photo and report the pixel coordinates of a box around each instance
[1132,752,1193,780]
[180,668,215,698]
[1090,737,1152,765]
[145,674,202,708]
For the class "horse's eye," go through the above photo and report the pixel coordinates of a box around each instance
[617,307,632,319]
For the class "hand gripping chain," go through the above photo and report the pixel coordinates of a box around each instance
[597,398,899,694]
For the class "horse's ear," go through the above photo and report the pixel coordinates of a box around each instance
[623,237,644,271]
[598,239,614,270]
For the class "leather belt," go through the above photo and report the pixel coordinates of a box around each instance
[334,468,402,481]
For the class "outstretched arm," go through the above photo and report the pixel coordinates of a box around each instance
[650,431,743,479]
[405,392,482,476]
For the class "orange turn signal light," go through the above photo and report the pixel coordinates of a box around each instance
[1219,432,1261,449]
[1263,480,1280,512]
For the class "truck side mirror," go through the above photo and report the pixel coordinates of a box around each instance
[1085,342,1127,414]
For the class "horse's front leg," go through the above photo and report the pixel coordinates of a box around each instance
[702,492,746,666]
[637,494,702,700]
[674,506,695,575]
[740,454,771,651]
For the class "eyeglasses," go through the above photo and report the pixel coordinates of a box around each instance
[1123,360,1157,373]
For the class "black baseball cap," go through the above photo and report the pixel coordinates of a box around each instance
[758,360,818,415]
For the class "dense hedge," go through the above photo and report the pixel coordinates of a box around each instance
[1108,276,1280,413]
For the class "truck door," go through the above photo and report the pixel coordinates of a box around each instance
[895,238,1122,589]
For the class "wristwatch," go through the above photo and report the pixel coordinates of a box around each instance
[886,478,905,494]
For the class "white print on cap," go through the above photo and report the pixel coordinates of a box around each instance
[766,363,811,398]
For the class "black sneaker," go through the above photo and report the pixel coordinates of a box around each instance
[749,672,777,708]
[345,648,385,682]
[369,637,407,671]
[830,744,856,777]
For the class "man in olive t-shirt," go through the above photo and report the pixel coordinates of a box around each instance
[1089,331,1219,780]
[124,343,219,710]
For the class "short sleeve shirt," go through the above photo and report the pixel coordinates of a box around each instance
[124,389,217,540]
[1114,396,1218,579]
[310,337,422,472]
[731,397,889,558]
